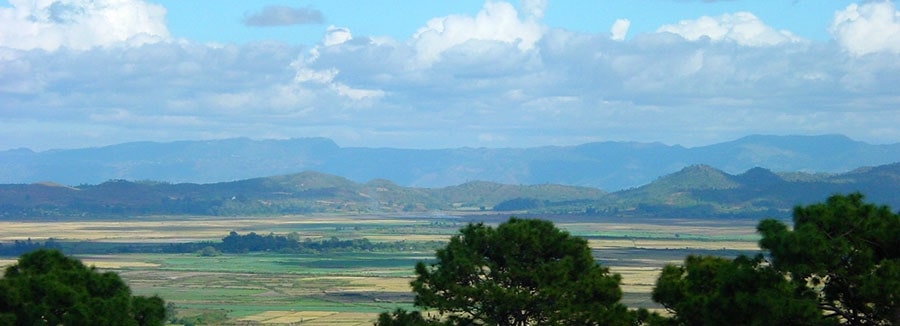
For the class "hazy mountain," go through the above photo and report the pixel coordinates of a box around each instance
[2,162,898,219]
[2,134,899,191]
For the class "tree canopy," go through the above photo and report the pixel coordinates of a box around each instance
[379,217,637,326]
[0,249,166,326]
[653,254,831,326]
[758,193,900,325]
[652,193,899,326]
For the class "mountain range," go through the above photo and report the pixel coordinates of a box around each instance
[2,134,900,191]
[2,161,898,219]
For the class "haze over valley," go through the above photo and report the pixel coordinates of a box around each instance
[4,134,899,191]
[2,134,899,220]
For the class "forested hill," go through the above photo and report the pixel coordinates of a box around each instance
[597,163,900,218]
[0,172,606,218]
[1,162,898,219]
[3,134,900,191]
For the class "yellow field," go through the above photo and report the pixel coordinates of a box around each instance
[588,238,759,251]
[612,266,663,293]
[0,215,761,325]
[365,234,451,242]
[298,276,414,292]
[238,311,375,325]
[0,219,257,242]
[0,215,427,242]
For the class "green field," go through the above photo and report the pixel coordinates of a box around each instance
[0,214,763,325]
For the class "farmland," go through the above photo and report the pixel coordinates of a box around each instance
[0,214,763,325]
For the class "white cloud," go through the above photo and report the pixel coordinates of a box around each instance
[657,12,801,46]
[0,0,169,51]
[411,1,543,66]
[292,28,385,102]
[519,0,547,20]
[332,83,384,101]
[242,5,323,27]
[2,1,900,151]
[323,26,353,46]
[293,66,337,84]
[830,1,900,56]
[610,19,630,41]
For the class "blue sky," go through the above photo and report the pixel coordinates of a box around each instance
[0,0,898,151]
[157,1,845,45]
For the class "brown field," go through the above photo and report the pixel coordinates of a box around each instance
[588,238,759,251]
[0,214,760,325]
[239,311,376,325]
[297,276,415,292]
[0,215,429,242]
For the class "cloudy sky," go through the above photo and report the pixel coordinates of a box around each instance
[1,0,899,151]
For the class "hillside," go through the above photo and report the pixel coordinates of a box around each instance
[599,163,900,218]
[1,162,899,219]
[0,172,607,218]
[3,135,900,191]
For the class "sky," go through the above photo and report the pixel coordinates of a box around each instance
[1,0,899,151]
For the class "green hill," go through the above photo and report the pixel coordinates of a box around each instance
[1,162,898,219]
[593,163,900,218]
[0,172,606,218]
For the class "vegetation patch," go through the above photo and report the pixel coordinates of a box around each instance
[0,213,811,324]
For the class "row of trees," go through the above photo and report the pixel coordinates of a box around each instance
[0,237,61,256]
[0,232,438,256]
[218,231,395,253]
[377,193,899,325]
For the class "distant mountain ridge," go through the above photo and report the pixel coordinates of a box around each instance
[2,134,899,191]
[2,162,898,219]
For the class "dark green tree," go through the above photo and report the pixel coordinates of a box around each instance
[374,308,440,326]
[758,193,900,325]
[0,249,166,326]
[132,295,167,326]
[652,254,830,326]
[381,217,634,325]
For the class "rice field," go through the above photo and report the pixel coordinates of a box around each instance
[0,214,762,325]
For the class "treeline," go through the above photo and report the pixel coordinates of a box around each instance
[217,231,376,253]
[167,231,441,255]
[0,238,62,256]
[0,233,442,256]
[0,197,326,219]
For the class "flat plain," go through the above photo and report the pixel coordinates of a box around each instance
[0,214,763,325]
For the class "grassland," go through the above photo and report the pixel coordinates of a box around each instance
[0,214,762,325]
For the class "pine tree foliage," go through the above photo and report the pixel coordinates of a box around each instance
[0,249,166,326]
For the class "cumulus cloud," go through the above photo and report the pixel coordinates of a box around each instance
[610,19,630,41]
[285,2,900,147]
[657,12,801,46]
[830,1,900,56]
[520,0,547,20]
[294,26,385,102]
[411,1,543,66]
[0,0,169,51]
[243,5,324,27]
[2,1,900,151]
[323,26,353,46]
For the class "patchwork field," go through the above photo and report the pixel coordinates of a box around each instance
[0,214,763,325]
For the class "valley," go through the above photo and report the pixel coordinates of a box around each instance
[0,213,761,325]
